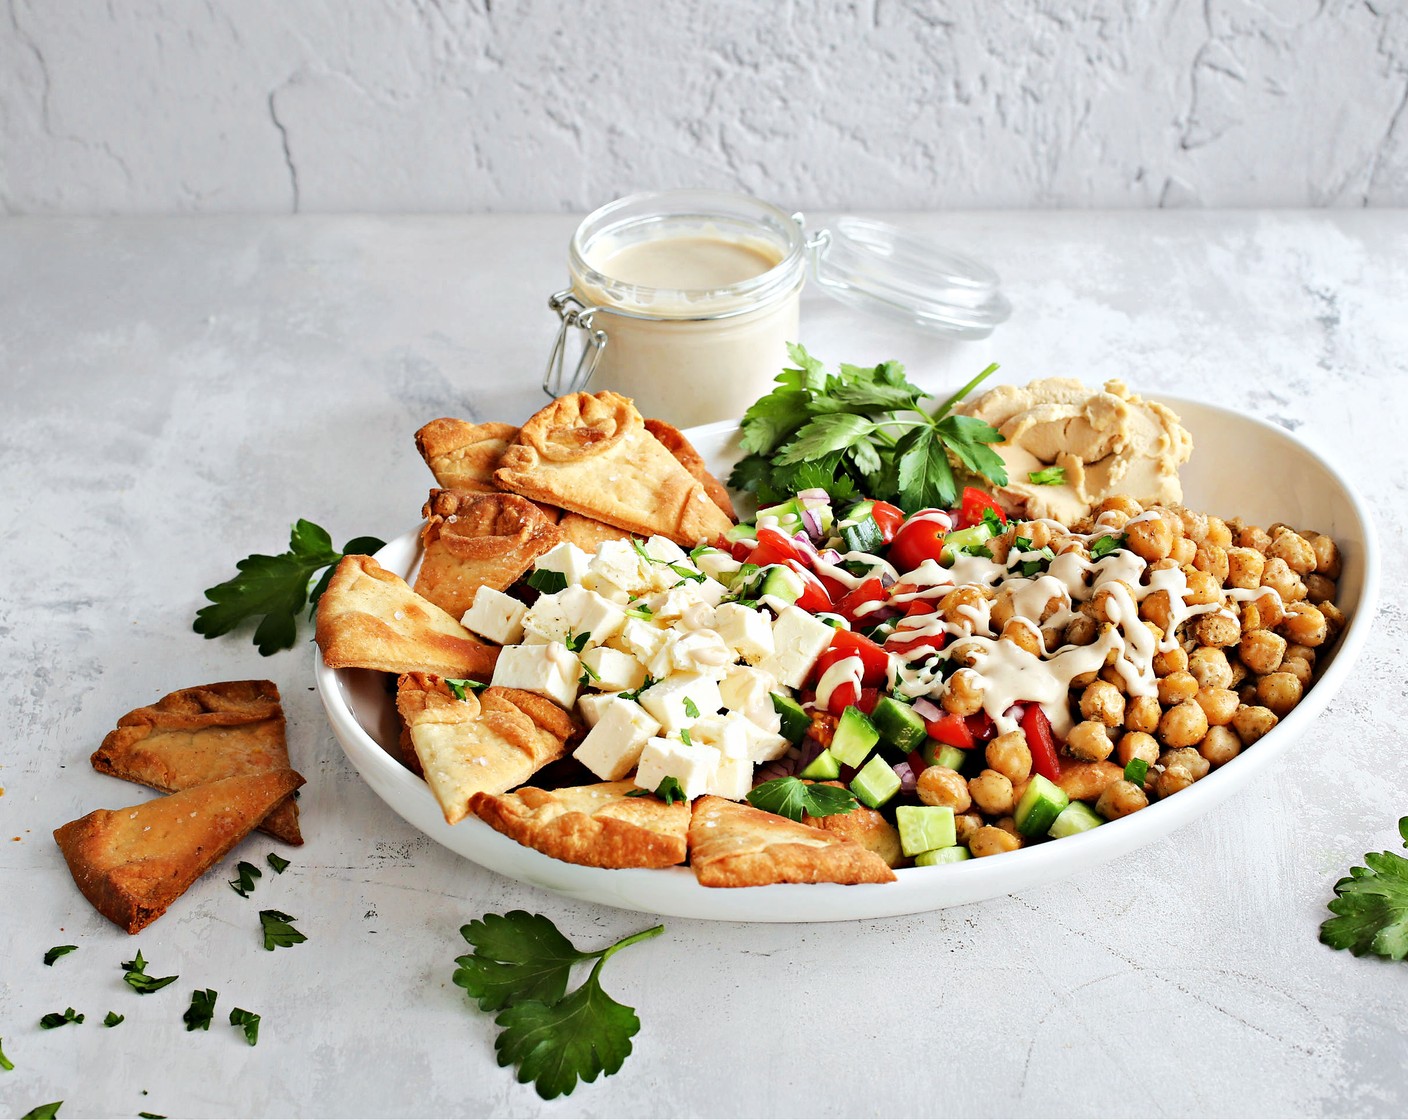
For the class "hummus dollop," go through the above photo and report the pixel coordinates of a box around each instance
[957,378,1193,524]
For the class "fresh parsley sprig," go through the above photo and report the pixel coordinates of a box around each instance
[728,344,1007,511]
[1320,816,1408,960]
[193,519,384,655]
[746,776,860,822]
[122,951,178,995]
[229,860,262,897]
[453,911,663,1100]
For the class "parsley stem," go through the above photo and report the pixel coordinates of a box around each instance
[597,924,665,966]
[931,362,1000,421]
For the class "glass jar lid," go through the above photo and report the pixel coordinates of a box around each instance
[808,216,1011,339]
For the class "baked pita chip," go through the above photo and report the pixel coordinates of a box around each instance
[801,783,903,868]
[413,490,562,619]
[556,512,633,554]
[91,680,302,846]
[316,554,499,679]
[494,392,733,546]
[415,418,519,493]
[470,780,688,869]
[644,418,737,520]
[687,795,897,887]
[53,769,305,934]
[397,675,574,824]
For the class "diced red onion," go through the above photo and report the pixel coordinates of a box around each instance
[797,488,831,505]
[910,697,943,722]
[879,571,897,589]
[818,548,844,566]
[893,759,918,794]
[800,507,826,540]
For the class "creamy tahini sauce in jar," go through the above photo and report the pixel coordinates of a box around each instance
[565,191,806,426]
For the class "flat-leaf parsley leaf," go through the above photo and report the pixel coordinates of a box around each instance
[747,776,860,822]
[183,988,218,1032]
[122,951,178,995]
[0,1037,14,1070]
[39,1008,83,1029]
[625,776,686,805]
[1320,816,1408,960]
[259,910,307,951]
[42,945,77,966]
[229,860,262,897]
[229,1007,261,1046]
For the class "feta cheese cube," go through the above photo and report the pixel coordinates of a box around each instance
[708,749,754,800]
[694,547,743,583]
[638,672,722,732]
[642,535,688,565]
[585,539,650,595]
[719,664,782,731]
[534,541,591,586]
[714,602,775,664]
[737,718,790,763]
[688,714,749,757]
[759,605,837,689]
[613,618,671,676]
[460,586,528,646]
[669,628,734,677]
[577,692,617,728]
[648,584,703,622]
[557,585,627,645]
[580,646,647,692]
[520,593,573,645]
[574,697,660,780]
[491,641,580,709]
[634,736,717,800]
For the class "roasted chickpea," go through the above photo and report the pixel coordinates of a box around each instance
[1096,495,1144,519]
[1139,589,1175,632]
[954,811,983,846]
[1152,644,1190,677]
[1195,686,1240,726]
[1256,671,1303,716]
[1153,765,1196,799]
[1116,730,1161,768]
[1158,699,1209,748]
[940,586,989,631]
[942,668,985,716]
[1158,670,1199,706]
[1171,537,1198,566]
[1188,646,1233,689]
[1065,720,1115,762]
[1064,612,1098,646]
[1178,508,1209,543]
[1285,643,1317,667]
[1239,629,1287,675]
[1194,610,1241,648]
[1252,590,1286,629]
[1159,747,1210,781]
[994,815,1023,840]
[1057,760,1123,801]
[1231,704,1278,745]
[1268,529,1317,575]
[1096,780,1148,820]
[1225,547,1266,590]
[985,731,1032,785]
[1080,680,1126,727]
[1182,568,1221,606]
[1227,658,1248,688]
[1261,557,1307,602]
[1000,617,1043,657]
[1319,600,1347,639]
[1279,656,1313,688]
[1091,581,1138,625]
[1280,602,1328,648]
[1124,695,1162,735]
[1237,525,1273,553]
[1126,515,1175,562]
[1193,542,1230,584]
[1199,725,1242,767]
[1304,573,1336,604]
[1308,533,1341,580]
[917,766,972,813]
[969,769,1016,816]
[970,825,1022,858]
[1204,516,1232,548]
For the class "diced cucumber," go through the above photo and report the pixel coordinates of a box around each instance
[756,499,804,535]
[941,522,996,562]
[869,696,928,753]
[915,845,972,866]
[921,741,968,771]
[829,706,880,768]
[839,516,883,554]
[840,500,876,524]
[1048,801,1105,839]
[1015,773,1070,837]
[770,693,810,744]
[798,748,842,781]
[757,564,805,606]
[850,754,901,809]
[864,620,897,643]
[724,522,760,545]
[895,805,956,857]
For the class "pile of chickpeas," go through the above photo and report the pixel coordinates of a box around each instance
[911,496,1345,860]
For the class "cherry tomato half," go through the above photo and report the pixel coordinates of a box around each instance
[888,513,950,573]
[923,710,975,749]
[958,486,1007,531]
[747,526,811,569]
[783,560,834,613]
[834,578,887,624]
[869,501,907,544]
[824,627,891,683]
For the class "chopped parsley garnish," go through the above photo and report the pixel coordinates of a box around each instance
[981,506,1005,535]
[229,860,262,897]
[1011,544,1056,578]
[525,568,568,595]
[1028,466,1066,485]
[728,344,1007,510]
[229,1007,261,1046]
[668,564,705,584]
[183,988,218,1032]
[678,729,692,745]
[578,661,600,688]
[1320,816,1408,960]
[629,538,656,563]
[626,777,686,805]
[617,676,656,703]
[259,910,307,951]
[746,776,860,822]
[445,677,487,701]
[1123,758,1150,785]
[683,697,700,719]
[122,951,178,995]
[267,853,290,874]
[624,603,654,620]
[39,1008,83,1029]
[453,911,664,1099]
[1089,533,1126,560]
[43,945,77,966]
[194,519,384,655]
[564,631,590,654]
[0,1037,13,1070]
[21,1103,62,1120]
[103,1012,124,1028]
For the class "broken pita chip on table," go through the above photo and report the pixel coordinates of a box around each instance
[90,679,302,846]
[53,769,305,934]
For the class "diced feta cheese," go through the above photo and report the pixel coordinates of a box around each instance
[737,718,790,763]
[759,605,837,689]
[534,541,592,586]
[520,593,573,645]
[612,618,671,678]
[638,672,722,732]
[634,736,718,800]
[574,697,660,780]
[688,714,749,756]
[584,539,650,595]
[642,535,688,564]
[692,576,729,608]
[708,749,754,800]
[694,547,743,583]
[491,641,580,709]
[557,585,627,645]
[460,586,528,646]
[714,602,775,664]
[669,628,735,677]
[648,584,703,622]
[577,692,617,728]
[580,646,647,692]
[719,664,783,733]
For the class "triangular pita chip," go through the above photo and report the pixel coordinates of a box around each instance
[687,795,897,887]
[801,783,902,868]
[470,780,688,869]
[53,769,305,934]
[316,554,499,679]
[413,490,562,619]
[494,391,733,546]
[643,418,736,520]
[556,512,633,554]
[415,418,519,493]
[396,675,574,824]
[91,680,302,845]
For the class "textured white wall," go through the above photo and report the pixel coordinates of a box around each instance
[2,0,1406,215]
